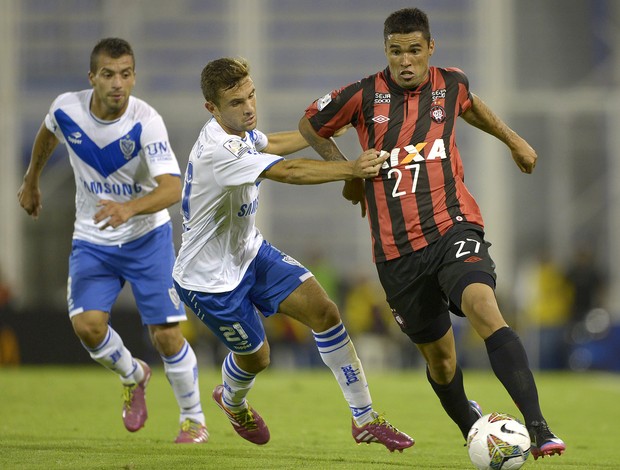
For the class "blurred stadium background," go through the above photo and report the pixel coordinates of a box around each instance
[1,0,619,372]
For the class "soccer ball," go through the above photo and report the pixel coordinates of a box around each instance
[467,412,531,470]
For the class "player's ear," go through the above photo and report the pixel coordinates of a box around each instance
[205,101,217,115]
[88,71,95,87]
[428,38,435,56]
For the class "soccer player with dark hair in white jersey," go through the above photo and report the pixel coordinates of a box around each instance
[172,56,413,451]
[18,37,207,444]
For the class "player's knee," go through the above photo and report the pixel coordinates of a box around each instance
[427,356,456,384]
[149,324,185,357]
[71,312,108,347]
[311,299,341,332]
[461,284,499,317]
[253,354,270,372]
[236,349,270,374]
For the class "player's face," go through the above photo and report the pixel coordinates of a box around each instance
[207,76,257,137]
[384,32,434,89]
[88,54,135,120]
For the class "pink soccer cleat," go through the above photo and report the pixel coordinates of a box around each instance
[122,359,151,432]
[352,412,414,453]
[212,384,270,445]
[175,418,209,444]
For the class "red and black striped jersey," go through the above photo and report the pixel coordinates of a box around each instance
[305,66,484,263]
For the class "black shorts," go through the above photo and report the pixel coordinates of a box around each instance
[375,223,497,344]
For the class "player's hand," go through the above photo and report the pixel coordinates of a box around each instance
[343,179,367,217]
[17,182,42,219]
[352,149,387,179]
[511,138,537,173]
[93,199,134,230]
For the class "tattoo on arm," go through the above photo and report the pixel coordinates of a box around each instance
[312,137,348,162]
[462,94,517,146]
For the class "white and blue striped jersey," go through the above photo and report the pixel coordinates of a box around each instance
[45,90,181,245]
[172,117,283,293]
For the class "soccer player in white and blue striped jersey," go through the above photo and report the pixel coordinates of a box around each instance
[18,38,207,444]
[172,57,413,451]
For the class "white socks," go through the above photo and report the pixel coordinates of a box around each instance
[221,352,256,412]
[162,340,205,426]
[217,323,374,425]
[87,328,205,426]
[84,326,143,385]
[313,322,374,425]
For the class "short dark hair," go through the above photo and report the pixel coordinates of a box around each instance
[383,8,431,43]
[90,38,135,73]
[200,57,250,104]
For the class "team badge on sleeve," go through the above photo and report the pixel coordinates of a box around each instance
[316,92,333,111]
[223,138,250,158]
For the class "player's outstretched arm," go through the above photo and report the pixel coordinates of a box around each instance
[262,149,386,185]
[265,125,351,157]
[460,93,537,173]
[18,122,59,219]
[264,130,309,156]
[93,174,181,230]
[298,116,348,162]
[299,116,367,216]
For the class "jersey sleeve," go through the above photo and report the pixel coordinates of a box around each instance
[213,136,283,188]
[140,114,181,177]
[248,129,269,152]
[44,94,68,144]
[446,67,473,115]
[304,82,363,138]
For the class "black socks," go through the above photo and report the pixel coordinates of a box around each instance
[426,365,478,438]
[485,326,543,425]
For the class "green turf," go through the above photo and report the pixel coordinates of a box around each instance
[0,366,618,469]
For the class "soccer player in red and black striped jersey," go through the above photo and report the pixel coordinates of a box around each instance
[299,7,565,460]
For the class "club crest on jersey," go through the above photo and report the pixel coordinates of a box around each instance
[168,287,181,309]
[391,307,407,328]
[430,105,446,123]
[223,138,250,158]
[120,135,136,159]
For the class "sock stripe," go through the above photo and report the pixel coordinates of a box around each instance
[351,404,373,417]
[314,328,350,353]
[162,340,189,364]
[121,360,138,380]
[224,353,255,382]
[313,322,345,340]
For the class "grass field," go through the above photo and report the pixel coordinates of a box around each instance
[1,366,619,469]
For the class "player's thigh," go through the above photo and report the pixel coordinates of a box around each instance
[416,326,456,364]
[249,241,312,311]
[278,276,340,331]
[376,252,451,344]
[174,281,266,355]
[122,224,186,325]
[438,226,497,316]
[460,283,507,339]
[68,240,123,317]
